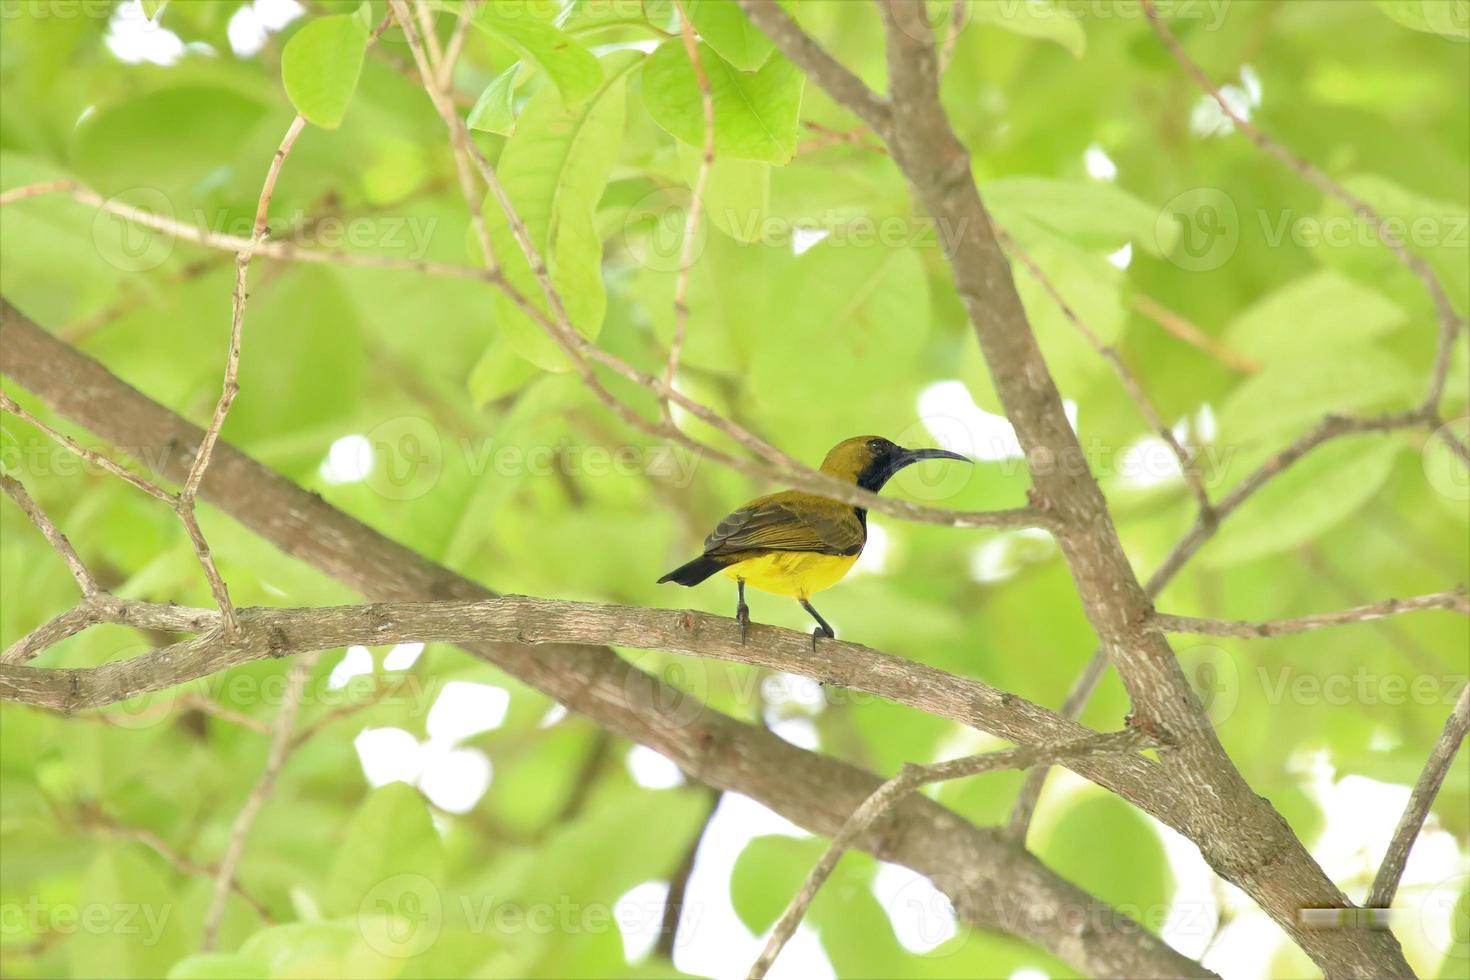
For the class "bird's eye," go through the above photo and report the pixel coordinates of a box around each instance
[867,439,883,453]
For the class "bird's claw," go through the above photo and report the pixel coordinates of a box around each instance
[809,626,833,652]
[736,603,750,645]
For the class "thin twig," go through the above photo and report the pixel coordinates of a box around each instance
[658,788,721,959]
[1368,682,1470,908]
[1132,293,1259,374]
[402,0,498,273]
[0,470,99,595]
[1138,0,1466,416]
[1,392,174,502]
[77,805,274,923]
[437,0,475,89]
[997,225,1212,512]
[0,181,492,283]
[1152,591,1468,638]
[661,0,714,423]
[388,0,1038,532]
[182,114,305,504]
[748,729,1148,979]
[200,652,319,950]
[2,602,101,665]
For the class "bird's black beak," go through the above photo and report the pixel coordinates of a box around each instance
[897,447,972,468]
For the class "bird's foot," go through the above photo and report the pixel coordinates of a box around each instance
[810,625,835,652]
[736,602,750,645]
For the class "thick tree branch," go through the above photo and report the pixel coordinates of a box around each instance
[744,1,1416,973]
[0,597,1160,805]
[0,303,1200,979]
[1153,590,1468,638]
[1369,681,1470,909]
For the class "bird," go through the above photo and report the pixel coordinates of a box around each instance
[658,436,971,648]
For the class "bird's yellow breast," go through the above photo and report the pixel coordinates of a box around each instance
[722,551,859,598]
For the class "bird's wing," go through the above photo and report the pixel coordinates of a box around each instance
[703,493,863,557]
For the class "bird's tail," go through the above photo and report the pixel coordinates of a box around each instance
[657,554,729,586]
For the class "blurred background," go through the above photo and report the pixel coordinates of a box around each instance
[1,1,1466,977]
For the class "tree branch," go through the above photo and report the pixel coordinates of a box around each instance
[743,1,1416,973]
[200,652,318,950]
[0,302,1201,979]
[0,470,99,595]
[1152,590,1468,638]
[749,729,1162,980]
[1369,681,1470,909]
[662,0,714,423]
[732,0,893,136]
[1138,0,1466,419]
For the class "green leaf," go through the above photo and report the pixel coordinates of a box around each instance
[1375,0,1470,41]
[1218,347,1420,444]
[984,176,1172,255]
[468,334,541,406]
[475,1,603,107]
[467,63,523,135]
[167,954,268,980]
[971,0,1086,58]
[1224,269,1406,362]
[679,142,771,244]
[484,51,637,369]
[560,0,674,34]
[325,783,444,917]
[1315,175,1470,318]
[750,240,931,418]
[686,0,773,70]
[1035,793,1171,921]
[69,848,188,979]
[282,13,370,129]
[237,921,400,979]
[1202,437,1406,567]
[730,835,825,934]
[641,40,805,164]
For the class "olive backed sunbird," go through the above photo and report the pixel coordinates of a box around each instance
[658,436,970,646]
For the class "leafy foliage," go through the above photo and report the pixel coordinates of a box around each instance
[0,1,1466,978]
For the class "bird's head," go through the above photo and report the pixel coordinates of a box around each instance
[818,436,971,492]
